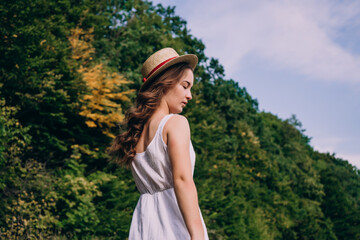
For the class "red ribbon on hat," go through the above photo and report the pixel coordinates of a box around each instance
[143,56,177,82]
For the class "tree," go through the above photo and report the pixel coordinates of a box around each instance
[68,26,134,138]
[1,0,359,238]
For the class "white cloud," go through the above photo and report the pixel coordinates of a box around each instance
[182,0,360,83]
[151,0,360,171]
[153,0,360,169]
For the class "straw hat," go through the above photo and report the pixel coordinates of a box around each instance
[140,48,198,91]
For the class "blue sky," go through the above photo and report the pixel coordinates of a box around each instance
[152,0,360,169]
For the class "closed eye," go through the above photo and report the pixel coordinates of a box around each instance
[182,80,191,89]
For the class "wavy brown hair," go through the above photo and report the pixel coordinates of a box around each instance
[109,62,193,166]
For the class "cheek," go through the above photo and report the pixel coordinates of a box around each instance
[171,87,182,97]
[166,85,185,103]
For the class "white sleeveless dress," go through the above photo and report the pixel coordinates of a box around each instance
[129,114,209,240]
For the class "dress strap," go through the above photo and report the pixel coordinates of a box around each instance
[157,114,175,139]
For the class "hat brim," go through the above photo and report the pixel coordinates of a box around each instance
[140,54,198,91]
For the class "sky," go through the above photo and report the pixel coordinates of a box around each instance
[151,0,360,169]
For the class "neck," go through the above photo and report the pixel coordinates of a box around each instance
[152,99,170,117]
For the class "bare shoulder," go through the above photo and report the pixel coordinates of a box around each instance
[165,114,190,131]
[163,115,190,143]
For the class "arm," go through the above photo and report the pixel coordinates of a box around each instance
[166,115,204,240]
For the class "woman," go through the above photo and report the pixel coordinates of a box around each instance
[110,48,209,240]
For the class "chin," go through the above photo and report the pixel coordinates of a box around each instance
[170,108,183,114]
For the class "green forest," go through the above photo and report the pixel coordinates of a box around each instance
[1,0,359,239]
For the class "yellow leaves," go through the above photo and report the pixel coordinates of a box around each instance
[249,167,266,179]
[241,129,260,147]
[68,27,95,63]
[100,98,121,108]
[38,38,56,52]
[107,90,133,101]
[3,191,58,238]
[68,26,134,138]
[247,130,260,146]
[71,144,98,157]
[104,131,116,139]
[85,120,97,128]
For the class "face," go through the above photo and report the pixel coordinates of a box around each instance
[162,68,194,114]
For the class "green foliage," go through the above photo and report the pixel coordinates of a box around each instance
[54,145,116,237]
[2,185,59,239]
[93,167,138,238]
[0,96,59,238]
[1,0,359,239]
[0,0,111,167]
[316,152,360,240]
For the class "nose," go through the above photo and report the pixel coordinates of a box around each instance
[186,90,192,100]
